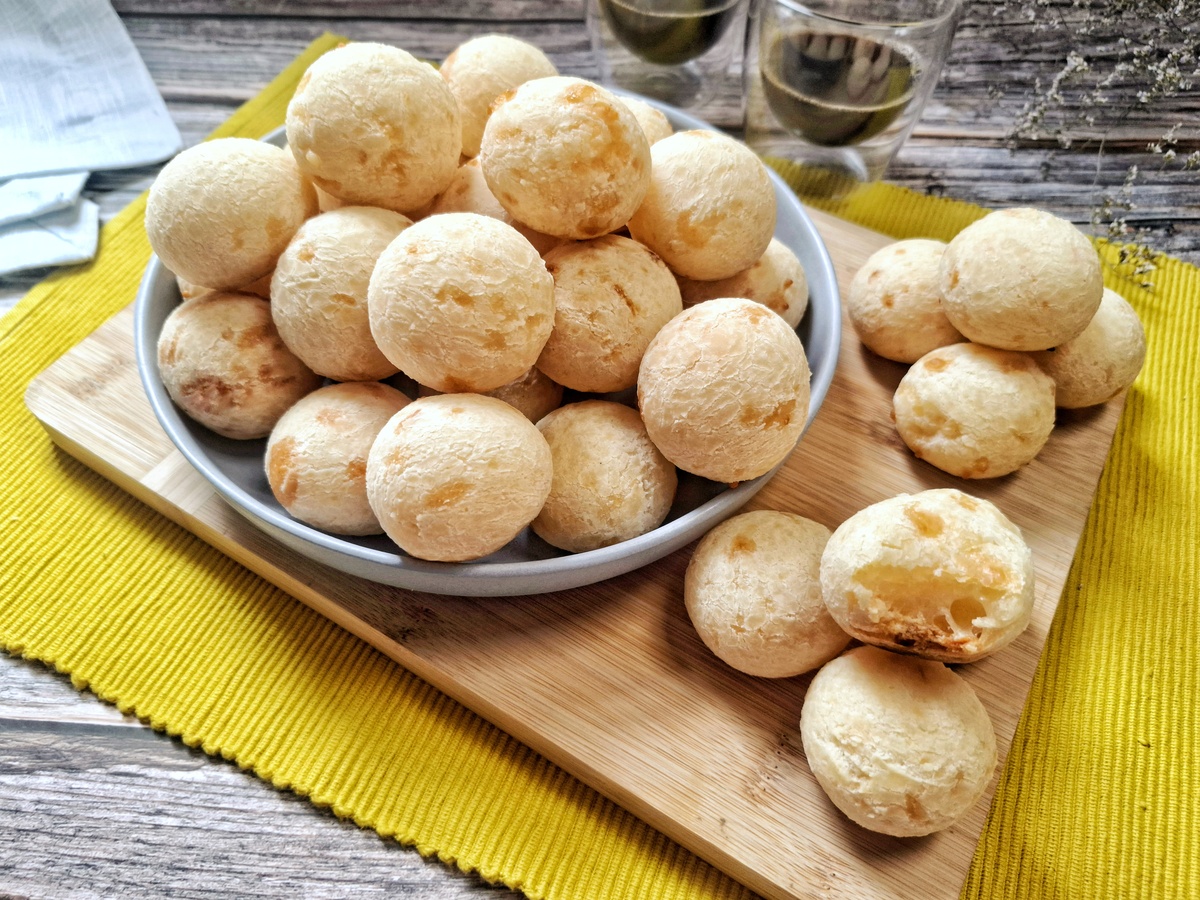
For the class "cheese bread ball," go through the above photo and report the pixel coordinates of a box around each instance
[265,382,410,535]
[365,394,553,561]
[537,234,683,393]
[440,34,558,159]
[801,646,997,837]
[893,343,1056,479]
[157,292,322,440]
[176,276,207,300]
[638,297,811,485]
[532,400,677,552]
[627,130,776,281]
[177,270,273,301]
[315,184,346,213]
[820,489,1035,664]
[271,206,412,382]
[428,158,561,255]
[1032,288,1147,408]
[488,366,564,422]
[147,138,317,291]
[677,238,809,329]
[847,239,962,362]
[685,510,849,678]
[283,138,344,212]
[418,366,564,423]
[286,42,461,214]
[368,212,555,393]
[479,76,651,239]
[939,207,1103,351]
[619,96,673,145]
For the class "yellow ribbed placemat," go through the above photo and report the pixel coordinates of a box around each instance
[1,33,1196,900]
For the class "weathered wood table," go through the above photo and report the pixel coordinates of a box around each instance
[1,2,1195,898]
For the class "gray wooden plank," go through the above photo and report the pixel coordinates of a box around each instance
[0,656,140,728]
[111,0,585,21]
[122,16,595,94]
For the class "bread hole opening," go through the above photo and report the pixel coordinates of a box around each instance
[853,564,1001,641]
[949,597,987,636]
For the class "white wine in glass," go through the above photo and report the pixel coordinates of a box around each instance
[589,0,750,109]
[744,0,962,197]
[760,28,917,147]
[597,0,744,65]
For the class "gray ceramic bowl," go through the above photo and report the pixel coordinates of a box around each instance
[134,97,840,597]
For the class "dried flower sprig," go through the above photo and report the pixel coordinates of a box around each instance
[989,0,1199,284]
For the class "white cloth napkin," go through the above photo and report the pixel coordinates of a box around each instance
[0,172,89,229]
[0,0,180,274]
[0,200,100,278]
[0,0,182,181]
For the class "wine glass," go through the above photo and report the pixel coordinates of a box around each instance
[588,0,751,111]
[744,0,962,198]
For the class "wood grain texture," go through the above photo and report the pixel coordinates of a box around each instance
[110,0,587,21]
[23,209,1125,900]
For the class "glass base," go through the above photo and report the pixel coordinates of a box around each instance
[743,130,890,201]
[601,59,713,109]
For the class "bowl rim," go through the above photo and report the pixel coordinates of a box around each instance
[134,94,841,595]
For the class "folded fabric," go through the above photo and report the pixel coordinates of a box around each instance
[0,0,181,181]
[0,172,89,228]
[0,199,99,277]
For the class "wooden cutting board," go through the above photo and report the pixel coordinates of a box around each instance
[24,207,1124,900]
